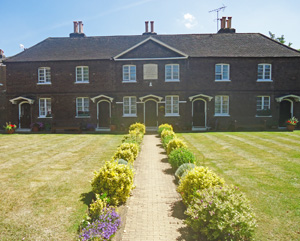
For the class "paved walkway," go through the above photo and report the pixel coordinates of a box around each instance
[121,134,187,241]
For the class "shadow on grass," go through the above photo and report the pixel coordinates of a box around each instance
[80,191,96,206]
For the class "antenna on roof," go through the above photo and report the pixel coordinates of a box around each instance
[19,44,25,51]
[209,4,227,31]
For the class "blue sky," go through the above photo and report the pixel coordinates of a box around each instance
[1,0,300,57]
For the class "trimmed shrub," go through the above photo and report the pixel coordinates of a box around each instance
[79,207,121,241]
[88,195,109,221]
[117,142,139,159]
[158,123,173,136]
[161,129,176,140]
[122,130,143,146]
[113,149,135,164]
[129,122,146,134]
[185,185,256,241]
[167,138,187,155]
[177,166,225,205]
[168,148,196,170]
[175,163,196,180]
[91,161,134,206]
[162,135,175,149]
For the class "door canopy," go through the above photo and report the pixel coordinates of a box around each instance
[276,94,300,102]
[91,94,114,103]
[10,96,35,104]
[189,94,213,102]
[139,94,163,102]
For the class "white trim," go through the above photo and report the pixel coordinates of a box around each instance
[257,63,272,81]
[91,94,114,103]
[215,63,230,81]
[10,96,35,105]
[214,95,229,116]
[76,97,90,117]
[97,99,111,128]
[179,101,187,104]
[76,66,89,83]
[37,83,52,85]
[38,67,51,84]
[114,57,188,61]
[257,79,273,82]
[165,114,180,117]
[75,116,91,118]
[113,36,189,60]
[255,115,272,118]
[192,98,207,128]
[139,94,163,102]
[165,64,180,82]
[123,114,137,117]
[39,98,52,118]
[276,94,300,102]
[214,114,230,117]
[189,94,213,102]
[123,65,136,82]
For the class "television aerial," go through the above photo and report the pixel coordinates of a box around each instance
[209,4,227,31]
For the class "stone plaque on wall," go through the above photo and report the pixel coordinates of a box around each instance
[143,64,158,80]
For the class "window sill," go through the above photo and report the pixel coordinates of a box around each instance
[214,114,230,117]
[123,115,137,117]
[75,81,89,84]
[76,116,91,118]
[122,81,137,83]
[255,115,272,118]
[165,80,180,82]
[215,80,231,82]
[38,116,52,119]
[0,83,3,86]
[165,114,180,117]
[257,79,273,82]
[37,82,51,85]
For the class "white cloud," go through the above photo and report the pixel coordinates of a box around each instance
[183,13,197,29]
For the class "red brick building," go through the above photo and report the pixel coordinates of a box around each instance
[4,19,300,131]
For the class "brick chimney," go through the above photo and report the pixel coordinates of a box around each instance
[70,21,86,38]
[143,21,157,35]
[218,17,236,34]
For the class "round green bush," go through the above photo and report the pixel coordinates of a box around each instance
[158,123,173,136]
[168,148,196,170]
[91,161,134,206]
[175,163,196,180]
[117,142,139,159]
[185,185,256,240]
[161,129,176,140]
[113,149,135,164]
[177,166,225,205]
[162,135,175,150]
[167,138,187,155]
[129,122,146,134]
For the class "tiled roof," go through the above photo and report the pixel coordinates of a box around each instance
[5,33,300,62]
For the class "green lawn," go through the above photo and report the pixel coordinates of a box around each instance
[178,131,300,241]
[0,134,122,241]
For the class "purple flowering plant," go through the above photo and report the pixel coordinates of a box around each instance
[79,207,121,241]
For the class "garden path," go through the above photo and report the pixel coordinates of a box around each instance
[121,134,188,241]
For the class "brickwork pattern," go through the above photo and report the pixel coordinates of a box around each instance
[121,134,186,241]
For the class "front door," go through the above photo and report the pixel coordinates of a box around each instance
[98,101,110,128]
[193,100,205,126]
[279,100,292,127]
[145,101,157,126]
[20,103,31,128]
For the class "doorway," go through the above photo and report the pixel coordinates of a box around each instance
[145,100,157,126]
[98,101,110,128]
[19,103,31,128]
[279,100,292,127]
[193,99,206,127]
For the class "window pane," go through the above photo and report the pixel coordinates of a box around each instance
[223,65,229,79]
[258,65,264,79]
[256,97,262,110]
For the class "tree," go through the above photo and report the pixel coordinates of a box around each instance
[269,31,292,47]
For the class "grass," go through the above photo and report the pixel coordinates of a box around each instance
[178,131,300,241]
[0,134,123,241]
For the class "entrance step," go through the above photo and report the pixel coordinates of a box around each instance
[192,126,209,131]
[96,127,110,132]
[146,126,158,132]
[16,128,31,133]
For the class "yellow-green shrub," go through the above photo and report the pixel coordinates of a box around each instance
[129,122,146,134]
[117,143,139,159]
[161,129,176,140]
[89,195,109,221]
[167,138,187,155]
[177,166,225,205]
[113,149,135,164]
[158,123,173,136]
[91,161,134,206]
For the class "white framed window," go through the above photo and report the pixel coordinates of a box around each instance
[165,96,179,116]
[215,64,230,81]
[76,66,89,83]
[256,96,271,116]
[165,64,179,82]
[123,96,137,116]
[215,96,229,116]
[39,98,52,118]
[123,65,136,82]
[38,67,51,84]
[257,64,272,81]
[76,97,90,117]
